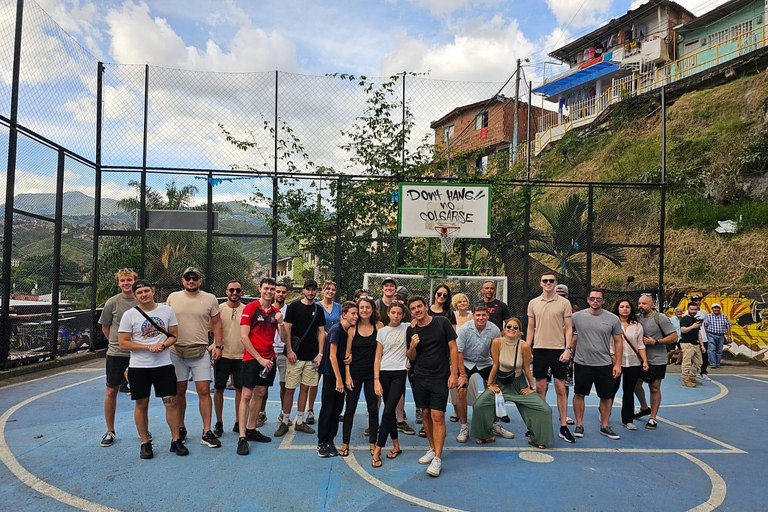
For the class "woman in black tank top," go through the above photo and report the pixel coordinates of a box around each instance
[341,297,383,457]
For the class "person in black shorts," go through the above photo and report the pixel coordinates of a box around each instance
[406,296,459,478]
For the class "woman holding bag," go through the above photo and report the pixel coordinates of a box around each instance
[470,317,553,448]
[610,298,649,430]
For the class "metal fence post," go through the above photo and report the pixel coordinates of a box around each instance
[334,176,342,294]
[271,70,279,279]
[205,171,213,292]
[140,64,149,275]
[92,61,103,317]
[659,86,667,298]
[51,150,65,358]
[586,184,594,290]
[401,72,406,177]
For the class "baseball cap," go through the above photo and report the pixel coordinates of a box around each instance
[691,294,702,300]
[382,276,397,286]
[303,279,319,289]
[182,266,202,278]
[555,284,569,294]
[395,286,409,299]
[132,279,153,292]
[711,303,721,308]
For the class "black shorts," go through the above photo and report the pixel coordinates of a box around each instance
[214,357,243,389]
[648,363,667,381]
[105,355,130,387]
[573,363,614,400]
[128,365,178,401]
[532,348,569,380]
[411,376,449,412]
[462,365,492,387]
[241,359,277,389]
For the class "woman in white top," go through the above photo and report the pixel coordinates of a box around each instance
[610,298,649,430]
[371,301,409,467]
[453,293,470,328]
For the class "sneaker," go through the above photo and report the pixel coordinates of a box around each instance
[645,418,658,430]
[232,422,239,433]
[364,428,370,436]
[294,422,315,434]
[245,429,272,443]
[623,422,637,430]
[457,425,469,443]
[170,439,189,456]
[525,430,532,437]
[328,443,340,457]
[305,410,315,425]
[316,443,331,458]
[100,431,116,447]
[146,431,153,442]
[179,426,188,444]
[236,437,249,456]
[426,457,442,477]
[633,408,651,419]
[418,427,427,438]
[274,423,290,437]
[119,382,131,394]
[397,421,415,435]
[416,409,423,424]
[599,426,620,440]
[574,425,585,438]
[418,447,436,465]
[140,441,153,459]
[683,378,697,387]
[213,421,224,438]
[255,413,266,428]
[492,423,514,439]
[500,415,511,423]
[558,426,575,443]
[201,430,222,448]
[700,374,711,382]
[278,413,293,426]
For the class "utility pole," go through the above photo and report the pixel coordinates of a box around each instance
[512,58,521,165]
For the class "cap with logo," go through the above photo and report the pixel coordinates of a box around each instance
[182,266,203,278]
[690,294,702,300]
[303,279,319,289]
[382,276,397,286]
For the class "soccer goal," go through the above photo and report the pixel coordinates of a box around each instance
[362,273,507,306]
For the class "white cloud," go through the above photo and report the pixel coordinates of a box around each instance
[411,0,504,17]
[545,0,612,29]
[36,0,103,58]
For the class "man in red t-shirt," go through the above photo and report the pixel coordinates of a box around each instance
[236,277,287,456]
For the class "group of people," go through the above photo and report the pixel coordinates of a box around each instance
[98,268,727,477]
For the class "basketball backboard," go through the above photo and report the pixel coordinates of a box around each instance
[397,182,491,238]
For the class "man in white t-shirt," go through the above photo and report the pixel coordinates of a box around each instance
[118,279,186,459]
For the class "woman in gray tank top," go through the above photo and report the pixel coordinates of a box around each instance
[470,317,554,448]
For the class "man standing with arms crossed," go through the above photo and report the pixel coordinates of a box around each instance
[406,296,459,477]
[166,267,223,449]
[527,273,576,443]
[98,268,138,447]
[477,280,510,331]
[213,280,245,438]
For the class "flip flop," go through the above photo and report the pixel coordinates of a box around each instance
[449,415,459,422]
[371,457,383,468]
[387,449,403,459]
[527,438,546,449]
[338,446,349,457]
[476,437,496,444]
[566,417,575,425]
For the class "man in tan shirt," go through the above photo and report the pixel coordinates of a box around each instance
[166,267,223,449]
[526,273,575,443]
[212,280,245,438]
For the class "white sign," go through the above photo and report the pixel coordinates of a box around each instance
[397,183,491,238]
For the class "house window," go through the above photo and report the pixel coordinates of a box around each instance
[475,112,488,130]
[476,155,488,174]
[731,20,753,39]
[708,28,729,47]
[442,125,454,142]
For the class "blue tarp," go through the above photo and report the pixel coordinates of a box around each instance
[533,61,620,98]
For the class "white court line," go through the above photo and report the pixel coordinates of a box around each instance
[680,452,727,512]
[282,443,736,454]
[0,367,101,391]
[732,375,768,385]
[661,379,729,408]
[653,415,744,453]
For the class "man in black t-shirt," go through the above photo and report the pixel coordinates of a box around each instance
[406,296,458,478]
[277,279,326,437]
[476,280,510,330]
[680,302,706,388]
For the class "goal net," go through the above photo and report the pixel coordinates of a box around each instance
[362,273,508,306]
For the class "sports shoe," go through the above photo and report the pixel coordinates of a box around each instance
[305,410,315,425]
[623,422,637,430]
[700,374,711,382]
[294,422,315,434]
[278,412,293,426]
[558,426,575,443]
[316,443,331,458]
[500,415,511,423]
[364,428,370,436]
[600,426,620,440]
[492,423,514,439]
[633,407,651,419]
[201,430,222,448]
[255,413,265,428]
[246,429,272,443]
[213,421,224,438]
[179,426,188,444]
[274,423,290,437]
[232,422,239,433]
[426,457,442,477]
[100,431,116,447]
[418,427,426,438]
[170,439,189,456]
[140,441,153,459]
[119,382,131,394]
[457,425,469,443]
[645,418,658,430]
[397,421,415,435]
[683,378,697,387]
[574,425,585,438]
[416,409,423,424]
[328,443,340,457]
[236,437,249,456]
[418,447,436,465]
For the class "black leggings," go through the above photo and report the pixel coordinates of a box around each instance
[620,365,642,424]
[376,370,407,447]
[342,376,379,444]
[317,374,345,445]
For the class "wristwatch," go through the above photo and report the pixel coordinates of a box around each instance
[215,345,224,350]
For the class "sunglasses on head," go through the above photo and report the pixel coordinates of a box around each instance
[227,287,242,293]
[118,267,135,272]
[505,324,520,330]
[184,275,200,281]
[541,279,556,284]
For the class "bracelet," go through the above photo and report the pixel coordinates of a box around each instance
[459,372,466,376]
[566,347,574,351]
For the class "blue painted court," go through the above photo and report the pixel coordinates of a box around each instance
[1,360,766,512]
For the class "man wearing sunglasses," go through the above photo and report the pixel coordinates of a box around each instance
[212,280,245,438]
[166,267,224,449]
[570,289,623,440]
[527,274,576,444]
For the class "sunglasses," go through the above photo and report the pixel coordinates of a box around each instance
[118,267,135,272]
[227,287,242,293]
[541,279,556,284]
[587,297,603,302]
[505,324,520,330]
[183,275,200,281]
[436,292,448,298]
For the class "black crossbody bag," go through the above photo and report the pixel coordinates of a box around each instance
[133,306,176,340]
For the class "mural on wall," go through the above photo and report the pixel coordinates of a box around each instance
[670,293,768,366]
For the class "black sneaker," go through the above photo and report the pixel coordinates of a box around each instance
[525,430,532,437]
[237,437,249,455]
[119,382,131,394]
[633,407,651,420]
[317,443,331,458]
[201,430,222,448]
[500,415,511,423]
[328,443,340,457]
[274,423,290,437]
[573,425,585,438]
[559,426,576,443]
[232,422,239,434]
[600,426,620,440]
[170,439,189,456]
[246,429,272,443]
[140,441,153,459]
[179,427,187,444]
[213,421,224,438]
[645,418,658,430]
[100,431,116,447]
[418,427,427,438]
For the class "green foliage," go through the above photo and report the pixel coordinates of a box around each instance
[668,196,768,230]
[557,130,598,167]
[738,131,768,175]
[609,93,652,125]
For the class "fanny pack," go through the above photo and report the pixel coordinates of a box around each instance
[172,344,208,359]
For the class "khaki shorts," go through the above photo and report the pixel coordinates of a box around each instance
[285,359,319,389]
[276,353,288,383]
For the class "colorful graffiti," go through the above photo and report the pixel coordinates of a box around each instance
[671,293,768,366]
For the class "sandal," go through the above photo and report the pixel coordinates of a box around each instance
[566,417,575,426]
[338,446,349,457]
[476,437,496,444]
[449,415,459,423]
[387,449,403,459]
[371,457,383,468]
[527,438,546,449]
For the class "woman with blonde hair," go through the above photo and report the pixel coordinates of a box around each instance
[452,293,470,328]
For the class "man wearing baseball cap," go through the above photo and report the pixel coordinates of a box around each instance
[377,276,399,326]
[703,303,731,369]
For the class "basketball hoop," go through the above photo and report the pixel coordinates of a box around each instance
[434,225,460,253]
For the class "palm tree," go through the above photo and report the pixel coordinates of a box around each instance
[529,194,625,281]
[117,179,201,211]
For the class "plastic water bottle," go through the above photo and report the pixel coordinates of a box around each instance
[259,358,274,378]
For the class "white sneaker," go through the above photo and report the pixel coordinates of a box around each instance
[456,425,469,443]
[623,422,637,430]
[492,423,514,439]
[700,374,712,381]
[418,447,436,465]
[426,457,442,477]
